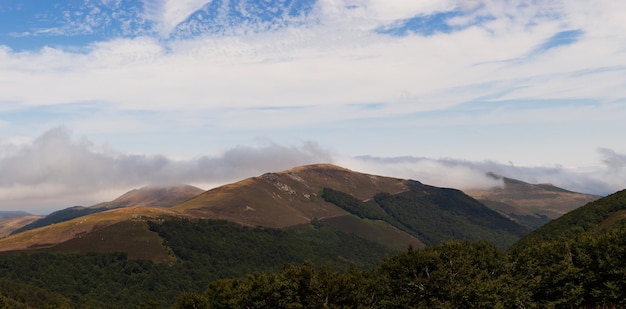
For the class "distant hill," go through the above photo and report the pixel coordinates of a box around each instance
[0,167,620,309]
[321,182,528,248]
[0,211,40,237]
[172,164,411,227]
[0,215,41,238]
[0,211,33,219]
[514,188,626,247]
[0,164,612,308]
[466,173,599,228]
[0,164,418,255]
[0,164,531,257]
[11,185,204,235]
[91,184,205,210]
[173,164,528,248]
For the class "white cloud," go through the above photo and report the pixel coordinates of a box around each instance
[340,152,626,197]
[142,0,213,37]
[314,0,457,26]
[0,128,332,213]
[2,128,626,214]
[1,0,626,213]
[336,155,505,191]
[1,0,624,115]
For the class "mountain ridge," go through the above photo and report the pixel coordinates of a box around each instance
[0,163,533,255]
[9,184,204,235]
[466,172,599,228]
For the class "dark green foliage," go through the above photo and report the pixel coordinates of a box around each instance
[508,213,551,229]
[373,187,529,248]
[509,221,626,308]
[377,240,527,308]
[0,219,392,308]
[322,184,529,249]
[0,278,72,308]
[148,219,393,280]
[321,188,387,220]
[516,188,626,247]
[174,292,210,309]
[2,188,626,308]
[173,241,526,309]
[172,231,626,309]
[178,261,380,309]
[0,251,177,308]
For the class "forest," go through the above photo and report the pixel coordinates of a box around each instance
[0,217,623,308]
[0,188,625,308]
[173,220,626,308]
[322,186,528,248]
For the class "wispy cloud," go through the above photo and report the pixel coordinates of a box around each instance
[142,0,212,37]
[339,154,622,197]
[1,1,626,213]
[526,29,584,58]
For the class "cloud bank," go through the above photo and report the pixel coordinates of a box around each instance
[1,2,626,213]
[0,1,624,171]
[2,128,624,214]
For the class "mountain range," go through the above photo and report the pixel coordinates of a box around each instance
[466,172,598,228]
[0,163,623,308]
[0,164,597,256]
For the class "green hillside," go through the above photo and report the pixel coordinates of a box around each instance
[322,182,529,249]
[0,165,621,308]
[515,188,626,247]
[0,219,393,308]
[0,187,625,308]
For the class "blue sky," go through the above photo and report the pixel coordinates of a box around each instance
[1,0,626,213]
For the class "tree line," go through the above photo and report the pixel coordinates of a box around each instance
[175,221,626,308]
[0,218,624,308]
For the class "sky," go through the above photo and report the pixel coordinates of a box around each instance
[1,0,626,214]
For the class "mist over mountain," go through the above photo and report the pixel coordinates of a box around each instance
[0,163,623,308]
[1,1,625,307]
[1,128,624,214]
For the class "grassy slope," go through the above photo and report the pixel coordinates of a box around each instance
[0,207,180,255]
[12,185,204,235]
[0,216,40,238]
[48,220,174,262]
[467,176,599,221]
[373,185,529,249]
[172,164,412,227]
[321,182,529,249]
[321,215,425,251]
[514,188,626,247]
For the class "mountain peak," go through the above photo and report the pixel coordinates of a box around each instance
[287,163,352,172]
[467,173,599,228]
[101,184,205,209]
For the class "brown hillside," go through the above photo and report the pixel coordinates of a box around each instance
[172,164,412,227]
[0,165,419,257]
[466,174,599,219]
[92,184,205,209]
[0,207,180,255]
[0,216,41,238]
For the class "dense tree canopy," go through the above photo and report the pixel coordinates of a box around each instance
[0,210,624,308]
